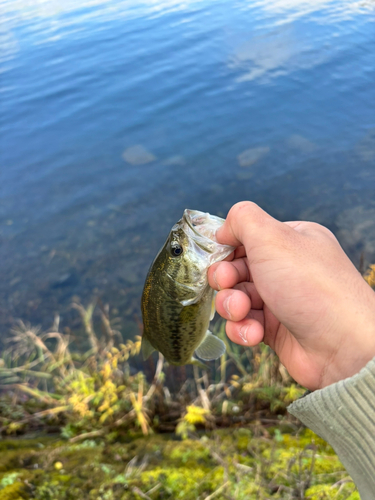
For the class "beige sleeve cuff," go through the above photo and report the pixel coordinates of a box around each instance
[288,358,375,500]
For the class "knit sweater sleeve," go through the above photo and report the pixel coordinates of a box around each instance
[288,358,375,500]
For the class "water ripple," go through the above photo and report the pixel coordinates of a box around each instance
[0,0,374,336]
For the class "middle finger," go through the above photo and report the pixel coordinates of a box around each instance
[215,289,251,322]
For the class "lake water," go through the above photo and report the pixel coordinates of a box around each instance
[1,0,375,340]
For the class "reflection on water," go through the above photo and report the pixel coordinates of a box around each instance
[0,0,374,340]
[229,27,299,83]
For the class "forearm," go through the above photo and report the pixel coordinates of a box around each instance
[288,357,375,499]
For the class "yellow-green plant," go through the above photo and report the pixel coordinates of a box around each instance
[364,263,375,288]
[176,404,212,439]
[61,337,152,439]
[0,302,151,439]
[2,285,346,442]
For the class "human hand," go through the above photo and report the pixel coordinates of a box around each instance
[208,202,375,390]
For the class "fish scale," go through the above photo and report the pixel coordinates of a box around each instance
[141,210,234,367]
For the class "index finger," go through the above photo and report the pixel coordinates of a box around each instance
[208,258,250,290]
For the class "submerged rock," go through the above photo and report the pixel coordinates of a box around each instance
[287,134,317,153]
[122,145,156,165]
[237,146,270,167]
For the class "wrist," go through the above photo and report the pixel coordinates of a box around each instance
[320,286,375,388]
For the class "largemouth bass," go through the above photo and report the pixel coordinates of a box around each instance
[141,209,234,366]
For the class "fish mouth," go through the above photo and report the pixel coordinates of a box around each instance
[167,209,235,305]
[181,209,230,254]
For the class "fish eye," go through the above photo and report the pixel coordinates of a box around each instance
[171,243,183,257]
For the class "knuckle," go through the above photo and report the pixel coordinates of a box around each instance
[230,201,259,218]
[301,221,337,241]
[228,201,263,228]
[317,225,337,240]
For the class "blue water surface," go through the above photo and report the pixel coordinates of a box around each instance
[1,0,374,337]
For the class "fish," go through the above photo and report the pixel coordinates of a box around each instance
[141,209,234,367]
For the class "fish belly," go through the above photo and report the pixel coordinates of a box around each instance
[142,284,213,365]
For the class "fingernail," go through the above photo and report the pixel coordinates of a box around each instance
[213,271,220,290]
[238,326,249,344]
[223,296,231,319]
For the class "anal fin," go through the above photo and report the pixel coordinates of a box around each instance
[195,330,226,361]
[190,357,209,370]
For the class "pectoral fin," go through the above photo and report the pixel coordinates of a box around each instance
[195,330,226,361]
[210,292,217,321]
[141,336,156,360]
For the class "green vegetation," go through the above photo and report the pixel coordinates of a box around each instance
[0,298,302,441]
[0,428,358,499]
[364,263,375,288]
[1,263,373,499]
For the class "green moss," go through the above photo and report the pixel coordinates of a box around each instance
[0,482,28,500]
[313,454,346,474]
[236,434,251,452]
[305,483,359,500]
[0,438,56,454]
[166,439,210,466]
[139,466,209,499]
[280,429,334,453]
[0,473,20,489]
[0,428,357,500]
[34,483,66,500]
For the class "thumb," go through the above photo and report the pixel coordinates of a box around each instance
[216,202,296,255]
